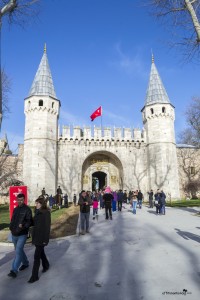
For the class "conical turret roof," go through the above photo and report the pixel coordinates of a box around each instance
[145,55,170,105]
[28,46,57,98]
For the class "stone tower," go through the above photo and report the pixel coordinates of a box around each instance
[141,56,180,199]
[23,46,60,202]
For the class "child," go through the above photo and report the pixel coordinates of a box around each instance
[92,196,99,220]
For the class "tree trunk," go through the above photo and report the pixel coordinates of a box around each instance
[185,0,200,42]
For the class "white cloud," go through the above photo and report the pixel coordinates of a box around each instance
[59,110,87,126]
[103,109,132,126]
[110,43,148,78]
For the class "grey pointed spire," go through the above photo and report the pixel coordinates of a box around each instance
[28,45,57,98]
[145,55,170,105]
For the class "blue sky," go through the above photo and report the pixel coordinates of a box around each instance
[1,0,200,152]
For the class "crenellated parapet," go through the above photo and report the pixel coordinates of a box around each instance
[59,125,146,143]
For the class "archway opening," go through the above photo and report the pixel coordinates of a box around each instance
[92,171,107,191]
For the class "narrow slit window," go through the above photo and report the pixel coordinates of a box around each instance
[150,108,154,114]
[39,100,43,106]
[162,107,166,113]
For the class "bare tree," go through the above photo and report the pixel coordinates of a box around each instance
[0,0,40,131]
[2,69,11,117]
[145,0,200,61]
[178,97,200,146]
[177,147,200,198]
[0,139,24,198]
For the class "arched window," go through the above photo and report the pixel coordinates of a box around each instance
[52,102,54,108]
[162,107,166,113]
[28,101,31,108]
[150,108,154,114]
[39,99,43,106]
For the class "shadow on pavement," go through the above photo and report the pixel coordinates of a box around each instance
[175,228,200,243]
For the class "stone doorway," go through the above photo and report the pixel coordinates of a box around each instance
[82,151,123,191]
[92,171,107,191]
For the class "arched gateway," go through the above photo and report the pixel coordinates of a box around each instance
[82,151,123,191]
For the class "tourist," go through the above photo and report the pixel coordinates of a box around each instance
[117,189,123,211]
[73,194,77,206]
[154,189,161,214]
[78,190,92,234]
[148,189,154,208]
[123,190,128,204]
[57,185,62,209]
[112,190,117,212]
[137,190,144,209]
[8,193,33,278]
[64,193,69,208]
[103,186,114,220]
[28,197,51,283]
[132,194,138,214]
[92,194,99,220]
[48,194,55,210]
[160,190,166,215]
[98,190,104,209]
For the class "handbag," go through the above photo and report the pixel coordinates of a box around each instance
[154,200,158,205]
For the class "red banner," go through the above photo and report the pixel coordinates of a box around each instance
[9,186,28,220]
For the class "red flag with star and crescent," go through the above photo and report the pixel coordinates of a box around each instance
[90,106,102,121]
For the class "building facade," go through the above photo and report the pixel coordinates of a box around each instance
[20,49,199,203]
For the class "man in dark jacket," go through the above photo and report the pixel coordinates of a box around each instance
[137,190,144,209]
[78,190,92,235]
[103,187,114,220]
[148,189,154,208]
[117,190,123,211]
[8,193,33,278]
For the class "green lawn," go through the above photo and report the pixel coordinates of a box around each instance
[0,205,71,231]
[166,199,200,207]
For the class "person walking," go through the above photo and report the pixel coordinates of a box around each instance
[92,195,99,220]
[56,186,62,209]
[8,193,33,278]
[131,194,138,214]
[160,190,166,215]
[103,187,114,220]
[28,197,51,283]
[112,190,117,212]
[64,193,69,208]
[117,189,123,211]
[73,194,77,206]
[78,190,92,234]
[154,189,161,215]
[148,189,154,208]
[137,190,144,209]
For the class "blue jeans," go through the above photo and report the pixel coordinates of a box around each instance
[132,201,137,214]
[12,234,29,273]
[138,200,142,208]
[162,205,165,215]
[80,212,90,231]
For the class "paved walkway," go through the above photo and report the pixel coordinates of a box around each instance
[0,204,199,300]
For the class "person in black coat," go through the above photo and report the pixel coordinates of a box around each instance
[28,197,51,283]
[103,187,114,220]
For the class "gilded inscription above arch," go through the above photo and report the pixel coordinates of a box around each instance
[91,159,109,164]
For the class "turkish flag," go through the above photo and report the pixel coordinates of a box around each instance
[90,106,102,121]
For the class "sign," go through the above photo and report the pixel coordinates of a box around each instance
[9,186,28,220]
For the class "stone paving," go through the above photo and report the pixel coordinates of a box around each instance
[0,204,199,300]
